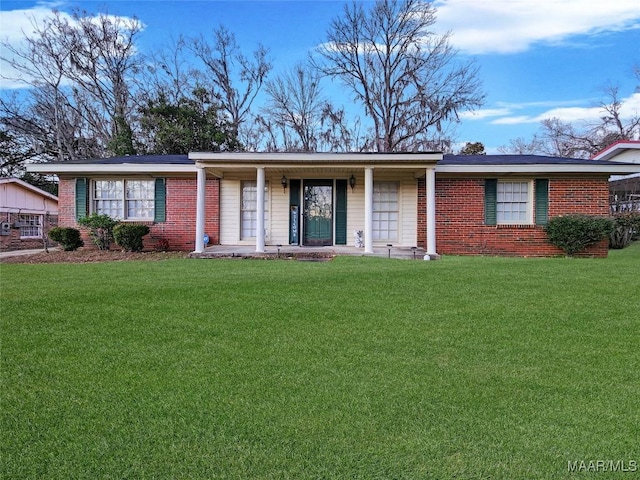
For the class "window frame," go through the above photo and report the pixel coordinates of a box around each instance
[496,179,534,225]
[19,214,42,238]
[372,181,400,242]
[91,179,156,221]
[240,180,269,240]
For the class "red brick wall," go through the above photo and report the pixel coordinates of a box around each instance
[58,177,220,251]
[418,176,610,257]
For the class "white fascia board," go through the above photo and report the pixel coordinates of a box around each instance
[198,161,436,170]
[435,164,640,175]
[26,164,197,174]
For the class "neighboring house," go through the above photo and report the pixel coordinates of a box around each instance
[0,178,59,251]
[592,140,640,213]
[27,152,640,257]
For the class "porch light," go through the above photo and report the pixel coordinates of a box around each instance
[349,174,356,191]
[281,175,288,192]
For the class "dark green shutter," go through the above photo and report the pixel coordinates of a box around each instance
[154,178,166,222]
[535,179,549,225]
[484,179,497,225]
[75,178,88,221]
[335,179,347,245]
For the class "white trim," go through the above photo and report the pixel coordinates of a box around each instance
[364,168,374,254]
[426,167,437,258]
[194,167,206,253]
[256,167,265,253]
[26,164,196,174]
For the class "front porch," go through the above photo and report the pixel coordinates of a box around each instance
[189,152,441,259]
[190,244,433,260]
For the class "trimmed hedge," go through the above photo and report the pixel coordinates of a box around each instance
[48,227,84,251]
[113,224,150,252]
[545,215,614,256]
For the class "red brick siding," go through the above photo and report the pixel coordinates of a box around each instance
[0,212,58,251]
[418,176,610,257]
[57,177,220,251]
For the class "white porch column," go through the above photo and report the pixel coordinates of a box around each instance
[256,167,265,253]
[425,166,437,260]
[364,167,374,254]
[194,165,206,253]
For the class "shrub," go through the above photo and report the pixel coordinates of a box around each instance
[77,213,119,250]
[609,212,640,249]
[48,227,84,251]
[113,224,150,252]
[545,215,614,256]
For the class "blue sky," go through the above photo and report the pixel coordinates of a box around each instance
[1,0,639,153]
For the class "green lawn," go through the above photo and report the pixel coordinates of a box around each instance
[2,245,639,479]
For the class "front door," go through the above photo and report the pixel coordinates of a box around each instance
[303,180,333,246]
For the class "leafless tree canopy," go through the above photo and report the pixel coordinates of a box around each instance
[1,10,143,161]
[500,82,640,158]
[313,0,484,152]
[190,26,272,138]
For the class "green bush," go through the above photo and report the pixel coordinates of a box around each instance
[545,215,614,256]
[77,213,119,250]
[48,227,84,251]
[113,224,150,252]
[609,212,640,249]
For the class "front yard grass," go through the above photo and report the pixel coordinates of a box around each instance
[2,244,639,479]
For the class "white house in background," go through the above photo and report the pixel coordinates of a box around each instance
[592,140,640,164]
[592,140,640,212]
[0,178,58,251]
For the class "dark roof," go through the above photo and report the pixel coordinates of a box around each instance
[61,154,192,165]
[441,154,627,166]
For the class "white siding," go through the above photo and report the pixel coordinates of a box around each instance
[0,182,58,214]
[220,178,240,245]
[220,171,418,247]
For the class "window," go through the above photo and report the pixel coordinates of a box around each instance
[497,181,531,224]
[93,180,155,220]
[241,181,268,239]
[373,182,399,241]
[19,214,42,238]
[486,179,542,226]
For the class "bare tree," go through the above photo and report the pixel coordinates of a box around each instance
[501,81,640,158]
[263,64,323,151]
[259,63,364,152]
[134,36,195,107]
[190,26,271,140]
[313,0,484,152]
[1,9,143,160]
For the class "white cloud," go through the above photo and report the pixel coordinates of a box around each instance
[490,92,640,125]
[459,108,512,120]
[433,0,640,54]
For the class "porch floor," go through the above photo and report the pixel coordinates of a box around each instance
[190,244,431,260]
